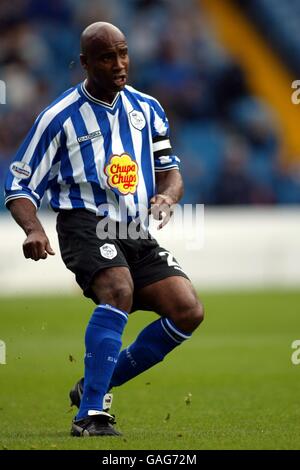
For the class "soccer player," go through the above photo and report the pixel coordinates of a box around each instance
[5,22,204,437]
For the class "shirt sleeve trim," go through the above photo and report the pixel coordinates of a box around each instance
[5,194,38,210]
[154,165,179,172]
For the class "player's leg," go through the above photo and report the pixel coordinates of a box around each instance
[57,209,133,435]
[75,266,133,421]
[136,276,203,333]
[109,275,203,388]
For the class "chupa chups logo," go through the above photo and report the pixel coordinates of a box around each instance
[105,153,139,195]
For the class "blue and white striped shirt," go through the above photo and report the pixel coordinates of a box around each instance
[5,81,180,220]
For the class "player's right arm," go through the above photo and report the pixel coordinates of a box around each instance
[8,198,55,261]
[5,107,62,260]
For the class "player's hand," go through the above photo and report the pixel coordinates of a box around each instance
[23,230,55,261]
[149,194,175,230]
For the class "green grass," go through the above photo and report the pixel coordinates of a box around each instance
[0,290,300,450]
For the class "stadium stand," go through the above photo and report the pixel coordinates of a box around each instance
[0,0,300,208]
[235,0,300,76]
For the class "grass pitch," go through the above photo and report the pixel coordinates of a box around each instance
[0,290,300,450]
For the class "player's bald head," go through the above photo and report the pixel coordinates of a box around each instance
[80,22,129,99]
[80,22,126,56]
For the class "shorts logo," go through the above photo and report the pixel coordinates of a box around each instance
[100,243,117,260]
[129,110,146,130]
[159,251,183,272]
[105,153,139,195]
[10,161,32,179]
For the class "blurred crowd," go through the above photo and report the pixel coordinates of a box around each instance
[1,0,300,209]
[237,0,300,76]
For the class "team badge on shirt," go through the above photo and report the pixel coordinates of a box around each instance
[105,153,139,195]
[128,110,146,130]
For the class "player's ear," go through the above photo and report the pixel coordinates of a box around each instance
[80,54,88,70]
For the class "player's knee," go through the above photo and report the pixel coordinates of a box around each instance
[107,284,133,312]
[184,299,204,332]
[91,271,134,313]
[173,297,204,333]
[192,299,204,328]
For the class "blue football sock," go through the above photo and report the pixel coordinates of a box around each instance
[76,304,128,420]
[109,317,191,388]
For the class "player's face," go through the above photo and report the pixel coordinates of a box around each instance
[82,41,129,94]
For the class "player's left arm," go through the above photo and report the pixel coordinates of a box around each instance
[150,97,183,228]
[150,169,184,229]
